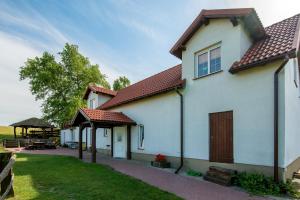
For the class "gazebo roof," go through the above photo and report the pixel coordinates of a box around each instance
[10,117,54,128]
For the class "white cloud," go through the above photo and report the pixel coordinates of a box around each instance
[0,6,69,51]
[0,32,42,125]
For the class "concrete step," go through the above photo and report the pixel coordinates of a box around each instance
[206,170,232,182]
[209,166,237,175]
[204,166,236,186]
[204,174,232,186]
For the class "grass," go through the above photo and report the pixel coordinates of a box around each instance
[7,154,181,200]
[0,126,16,141]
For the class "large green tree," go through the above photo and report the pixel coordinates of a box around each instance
[113,76,130,91]
[20,43,110,127]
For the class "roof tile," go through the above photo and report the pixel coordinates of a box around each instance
[83,85,117,99]
[99,64,184,110]
[230,14,300,72]
[81,108,136,125]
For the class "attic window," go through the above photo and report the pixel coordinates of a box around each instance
[195,45,221,78]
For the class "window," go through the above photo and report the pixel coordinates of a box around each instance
[103,129,108,137]
[195,45,221,78]
[138,125,144,149]
[71,129,75,142]
[197,52,208,77]
[89,99,95,109]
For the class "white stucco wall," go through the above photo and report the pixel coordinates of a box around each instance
[284,58,300,167]
[109,92,181,157]
[182,18,285,167]
[87,91,112,108]
[84,128,111,149]
[60,127,82,144]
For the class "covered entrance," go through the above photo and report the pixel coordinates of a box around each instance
[71,108,136,162]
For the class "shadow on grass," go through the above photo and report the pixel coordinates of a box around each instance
[9,154,181,200]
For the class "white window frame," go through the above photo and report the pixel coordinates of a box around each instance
[137,125,144,150]
[195,44,221,78]
[89,98,96,109]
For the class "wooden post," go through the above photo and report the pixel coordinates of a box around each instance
[13,127,16,139]
[79,125,83,160]
[111,127,114,157]
[25,128,28,138]
[21,128,24,138]
[127,126,131,160]
[91,123,96,163]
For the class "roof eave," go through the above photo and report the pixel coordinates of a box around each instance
[170,8,266,60]
[99,80,186,110]
[229,49,297,74]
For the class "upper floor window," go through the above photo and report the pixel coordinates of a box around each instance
[138,125,144,149]
[89,99,96,109]
[195,45,221,78]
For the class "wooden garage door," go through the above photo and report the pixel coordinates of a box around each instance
[209,111,233,163]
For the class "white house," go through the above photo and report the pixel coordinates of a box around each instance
[69,8,300,181]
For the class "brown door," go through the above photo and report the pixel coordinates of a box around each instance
[209,111,233,163]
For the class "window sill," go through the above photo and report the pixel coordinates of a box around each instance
[193,70,223,80]
[138,148,144,150]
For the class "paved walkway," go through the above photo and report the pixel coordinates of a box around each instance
[8,147,270,200]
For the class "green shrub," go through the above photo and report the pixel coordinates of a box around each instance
[186,169,202,177]
[234,172,300,198]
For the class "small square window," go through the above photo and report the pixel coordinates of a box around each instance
[103,129,108,137]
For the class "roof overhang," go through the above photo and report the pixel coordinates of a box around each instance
[83,85,117,100]
[170,8,266,59]
[71,108,136,127]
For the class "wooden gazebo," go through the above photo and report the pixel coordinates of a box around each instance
[10,118,55,138]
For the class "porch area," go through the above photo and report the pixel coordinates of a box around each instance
[71,108,136,163]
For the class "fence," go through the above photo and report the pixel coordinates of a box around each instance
[0,152,15,200]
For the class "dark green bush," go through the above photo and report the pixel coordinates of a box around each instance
[234,172,299,198]
[186,169,202,177]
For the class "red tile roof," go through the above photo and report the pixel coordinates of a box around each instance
[80,108,136,125]
[83,85,117,100]
[99,64,185,110]
[170,8,266,59]
[230,14,300,73]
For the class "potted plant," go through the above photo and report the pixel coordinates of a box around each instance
[151,154,171,168]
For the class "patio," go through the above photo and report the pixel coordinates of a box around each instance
[8,147,269,200]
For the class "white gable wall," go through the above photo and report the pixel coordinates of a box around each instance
[182,18,285,167]
[87,91,112,108]
[284,58,300,167]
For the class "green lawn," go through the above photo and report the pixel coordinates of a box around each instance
[7,154,181,200]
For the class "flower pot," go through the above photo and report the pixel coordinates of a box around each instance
[151,161,171,168]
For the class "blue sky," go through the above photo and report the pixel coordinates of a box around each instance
[0,0,299,125]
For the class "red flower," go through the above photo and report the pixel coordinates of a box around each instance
[155,154,166,162]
